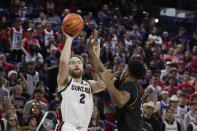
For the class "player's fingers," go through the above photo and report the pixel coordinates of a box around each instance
[93,29,98,39]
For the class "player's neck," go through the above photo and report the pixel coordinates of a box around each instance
[124,76,138,83]
[73,77,83,84]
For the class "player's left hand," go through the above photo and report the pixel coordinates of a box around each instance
[101,69,114,82]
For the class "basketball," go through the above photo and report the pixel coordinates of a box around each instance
[62,13,84,36]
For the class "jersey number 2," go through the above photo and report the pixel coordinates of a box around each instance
[80,93,86,104]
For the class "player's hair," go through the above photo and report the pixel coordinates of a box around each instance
[128,59,146,80]
[70,54,84,63]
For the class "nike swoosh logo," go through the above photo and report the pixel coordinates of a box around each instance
[66,23,72,27]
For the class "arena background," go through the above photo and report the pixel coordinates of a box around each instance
[0,0,196,131]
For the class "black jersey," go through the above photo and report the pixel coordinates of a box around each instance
[114,79,143,131]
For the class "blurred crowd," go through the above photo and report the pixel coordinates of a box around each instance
[0,0,196,131]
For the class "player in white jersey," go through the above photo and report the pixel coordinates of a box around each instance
[55,32,106,131]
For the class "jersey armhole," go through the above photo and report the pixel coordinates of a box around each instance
[126,83,139,109]
[58,78,72,95]
[85,80,93,94]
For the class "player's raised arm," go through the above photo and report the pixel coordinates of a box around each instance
[87,30,107,78]
[57,34,75,91]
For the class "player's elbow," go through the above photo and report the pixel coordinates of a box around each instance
[115,101,125,109]
[114,99,126,109]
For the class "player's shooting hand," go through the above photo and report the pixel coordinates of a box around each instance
[101,69,114,82]
[65,32,81,41]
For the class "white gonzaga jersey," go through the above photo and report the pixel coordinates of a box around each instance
[57,79,93,130]
[12,27,23,50]
[164,120,178,131]
[191,122,197,130]
[44,29,53,46]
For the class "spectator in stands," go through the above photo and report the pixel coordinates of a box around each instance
[128,36,140,57]
[163,47,179,64]
[74,36,86,55]
[124,31,132,48]
[5,113,21,131]
[184,101,197,130]
[0,54,13,75]
[41,21,55,47]
[33,12,47,24]
[8,18,24,62]
[8,70,18,88]
[174,27,187,50]
[161,108,181,131]
[24,61,40,95]
[36,81,48,105]
[47,8,61,25]
[24,44,44,68]
[168,95,181,122]
[187,109,197,131]
[2,104,16,128]
[143,101,160,131]
[25,115,38,131]
[61,9,70,20]
[144,41,152,63]
[154,70,166,88]
[130,23,142,42]
[183,51,192,72]
[46,35,57,54]
[88,106,104,131]
[46,0,55,15]
[164,76,179,97]
[44,46,59,94]
[164,67,180,86]
[175,44,184,61]
[189,31,197,52]
[23,88,47,120]
[162,31,173,49]
[148,26,162,47]
[11,85,27,125]
[131,46,145,62]
[0,77,10,103]
[29,103,44,123]
[21,28,40,56]
[190,45,197,72]
[178,72,195,97]
[155,90,170,115]
[145,75,162,101]
[97,4,108,23]
[34,25,46,58]
[177,93,188,119]
[0,16,9,53]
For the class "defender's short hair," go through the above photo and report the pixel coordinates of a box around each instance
[128,59,146,80]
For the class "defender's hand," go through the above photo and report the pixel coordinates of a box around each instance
[87,29,98,50]
[101,69,114,82]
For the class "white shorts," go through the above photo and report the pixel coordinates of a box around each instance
[55,122,87,131]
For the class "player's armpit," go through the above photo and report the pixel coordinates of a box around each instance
[57,76,70,92]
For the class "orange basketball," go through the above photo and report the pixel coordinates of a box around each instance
[62,13,84,36]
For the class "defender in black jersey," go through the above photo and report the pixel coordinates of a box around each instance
[87,33,146,131]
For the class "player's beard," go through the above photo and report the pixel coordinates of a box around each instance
[70,69,83,79]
